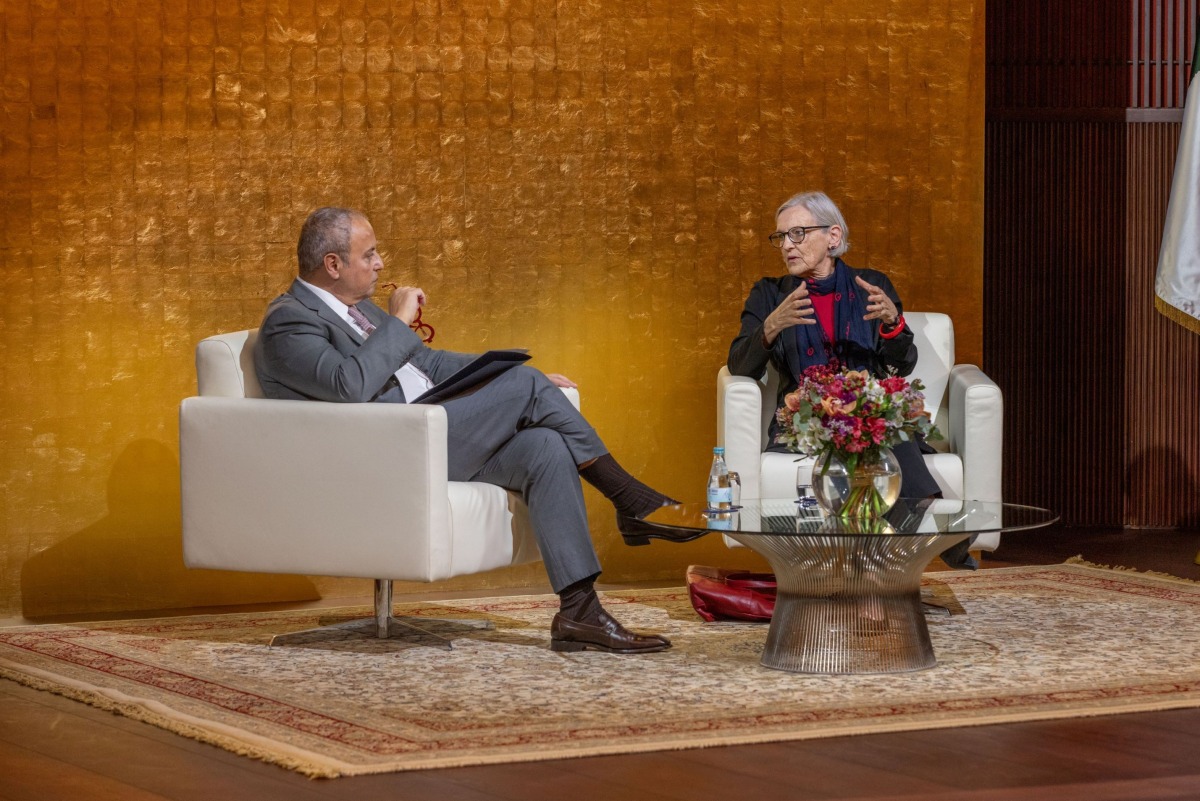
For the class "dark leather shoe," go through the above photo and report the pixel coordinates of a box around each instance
[617,512,706,547]
[550,611,672,654]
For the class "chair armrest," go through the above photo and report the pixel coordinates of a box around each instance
[180,397,453,579]
[947,364,1003,504]
[718,367,765,500]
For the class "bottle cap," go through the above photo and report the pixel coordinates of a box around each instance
[713,446,725,455]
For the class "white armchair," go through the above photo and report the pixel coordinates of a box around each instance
[180,330,574,638]
[717,311,1004,552]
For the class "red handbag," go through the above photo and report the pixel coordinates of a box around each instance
[686,565,776,622]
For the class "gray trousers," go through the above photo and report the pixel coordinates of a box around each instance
[441,366,607,592]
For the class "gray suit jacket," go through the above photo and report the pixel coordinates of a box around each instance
[254,279,475,403]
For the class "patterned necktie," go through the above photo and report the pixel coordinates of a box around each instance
[347,304,376,336]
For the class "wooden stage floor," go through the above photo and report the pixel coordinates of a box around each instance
[3,525,1200,801]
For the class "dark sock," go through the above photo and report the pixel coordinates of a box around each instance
[579,453,679,519]
[558,574,604,624]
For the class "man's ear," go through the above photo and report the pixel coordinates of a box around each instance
[322,252,341,280]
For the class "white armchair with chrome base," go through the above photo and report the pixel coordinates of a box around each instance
[180,329,575,642]
[717,311,1005,553]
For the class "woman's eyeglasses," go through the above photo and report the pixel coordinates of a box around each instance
[767,225,831,248]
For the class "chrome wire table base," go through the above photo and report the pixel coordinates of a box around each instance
[731,531,969,674]
[764,590,933,673]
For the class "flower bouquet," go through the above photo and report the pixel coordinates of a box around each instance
[776,364,941,518]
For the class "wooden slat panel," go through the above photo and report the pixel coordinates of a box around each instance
[985,121,1127,525]
[1129,0,1197,107]
[986,0,1130,110]
[989,0,1196,111]
[987,1,1200,528]
[1125,124,1200,528]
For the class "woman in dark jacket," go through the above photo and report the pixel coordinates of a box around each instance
[728,191,974,567]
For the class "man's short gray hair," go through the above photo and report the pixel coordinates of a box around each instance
[297,207,360,276]
[775,191,850,257]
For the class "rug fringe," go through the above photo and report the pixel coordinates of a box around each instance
[1064,555,1200,584]
[0,660,344,779]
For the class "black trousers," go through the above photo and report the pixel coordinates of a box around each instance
[891,438,942,499]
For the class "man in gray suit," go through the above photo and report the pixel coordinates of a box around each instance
[255,207,676,654]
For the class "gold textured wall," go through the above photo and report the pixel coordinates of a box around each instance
[0,0,984,619]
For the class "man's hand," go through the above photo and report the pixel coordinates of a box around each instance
[545,373,577,388]
[387,285,426,326]
[854,276,898,326]
[763,282,816,345]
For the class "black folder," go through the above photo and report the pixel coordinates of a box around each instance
[412,349,531,404]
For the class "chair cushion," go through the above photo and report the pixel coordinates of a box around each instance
[446,483,541,578]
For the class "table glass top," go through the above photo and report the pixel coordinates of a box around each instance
[637,498,1059,538]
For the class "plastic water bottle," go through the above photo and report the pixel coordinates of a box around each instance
[707,447,732,510]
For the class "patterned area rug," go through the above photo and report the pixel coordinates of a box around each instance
[3,563,1200,777]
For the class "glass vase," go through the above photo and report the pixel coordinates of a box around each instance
[811,447,903,520]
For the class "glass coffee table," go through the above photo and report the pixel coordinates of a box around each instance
[625,498,1058,674]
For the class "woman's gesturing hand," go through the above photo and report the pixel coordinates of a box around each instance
[855,276,898,326]
[762,282,816,346]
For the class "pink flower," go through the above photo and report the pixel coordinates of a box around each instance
[784,392,802,412]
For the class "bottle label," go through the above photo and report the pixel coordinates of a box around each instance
[707,486,733,506]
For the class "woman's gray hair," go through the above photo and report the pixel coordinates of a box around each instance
[297,207,360,276]
[775,191,850,257]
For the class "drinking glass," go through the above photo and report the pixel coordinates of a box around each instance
[728,471,741,509]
